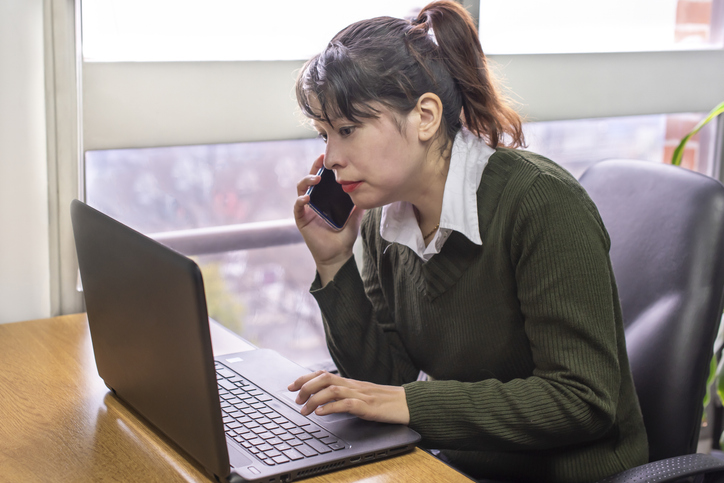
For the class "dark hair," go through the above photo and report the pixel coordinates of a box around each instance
[296,0,524,149]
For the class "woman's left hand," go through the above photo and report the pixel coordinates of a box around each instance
[287,371,410,425]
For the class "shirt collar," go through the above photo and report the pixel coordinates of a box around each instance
[379,129,495,260]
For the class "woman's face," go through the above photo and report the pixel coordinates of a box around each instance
[311,104,431,210]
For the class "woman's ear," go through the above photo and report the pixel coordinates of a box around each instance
[415,93,444,142]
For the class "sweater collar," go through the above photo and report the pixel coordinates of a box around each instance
[379,129,494,260]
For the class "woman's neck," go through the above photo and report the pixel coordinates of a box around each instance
[411,141,452,239]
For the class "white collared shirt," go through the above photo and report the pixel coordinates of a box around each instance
[379,129,495,261]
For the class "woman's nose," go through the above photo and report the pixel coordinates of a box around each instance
[323,143,345,170]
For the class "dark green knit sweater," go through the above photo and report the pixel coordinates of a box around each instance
[310,148,648,482]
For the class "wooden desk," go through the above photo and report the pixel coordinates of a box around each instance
[0,314,471,482]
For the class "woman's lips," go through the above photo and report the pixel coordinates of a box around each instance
[339,181,362,193]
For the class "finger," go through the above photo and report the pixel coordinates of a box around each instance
[296,173,321,197]
[295,371,339,405]
[309,153,325,175]
[287,370,325,393]
[293,194,311,223]
[301,384,360,416]
[313,398,365,418]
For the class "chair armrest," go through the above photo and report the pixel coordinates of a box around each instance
[597,454,724,483]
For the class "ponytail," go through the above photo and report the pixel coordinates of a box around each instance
[296,0,525,149]
[411,1,524,148]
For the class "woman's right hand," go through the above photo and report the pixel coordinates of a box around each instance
[294,154,363,285]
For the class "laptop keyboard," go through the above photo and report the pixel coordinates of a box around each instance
[215,362,347,466]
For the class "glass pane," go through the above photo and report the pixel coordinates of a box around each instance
[85,138,325,234]
[524,113,717,179]
[195,245,329,369]
[479,0,722,54]
[82,0,427,62]
[84,113,718,365]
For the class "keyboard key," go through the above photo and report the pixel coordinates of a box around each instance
[288,438,304,447]
[257,443,273,452]
[279,433,296,441]
[271,428,287,436]
[216,368,236,379]
[298,433,313,441]
[302,423,323,434]
[218,379,236,391]
[306,438,332,454]
[272,455,290,465]
[264,450,282,458]
[283,448,304,461]
[297,444,319,457]
[313,429,332,440]
[267,437,283,446]
[275,443,292,452]
[281,422,297,430]
[289,427,304,434]
[329,442,345,451]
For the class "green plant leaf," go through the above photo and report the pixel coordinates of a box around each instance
[672,101,724,166]
[705,353,717,412]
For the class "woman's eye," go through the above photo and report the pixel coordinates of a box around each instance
[339,126,355,137]
[318,133,328,143]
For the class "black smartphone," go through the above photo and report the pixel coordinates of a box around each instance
[305,167,355,230]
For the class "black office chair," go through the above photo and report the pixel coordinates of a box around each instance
[578,159,724,483]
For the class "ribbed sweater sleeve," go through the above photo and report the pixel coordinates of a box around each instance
[403,171,621,451]
[310,245,420,386]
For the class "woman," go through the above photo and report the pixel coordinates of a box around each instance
[289,2,648,481]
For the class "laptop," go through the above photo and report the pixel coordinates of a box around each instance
[70,199,420,483]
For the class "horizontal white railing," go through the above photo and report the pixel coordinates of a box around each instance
[148,218,303,256]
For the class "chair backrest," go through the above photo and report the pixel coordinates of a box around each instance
[579,159,724,462]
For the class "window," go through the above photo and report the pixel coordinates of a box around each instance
[81,0,427,62]
[524,113,719,178]
[85,138,331,366]
[78,0,723,367]
[478,0,723,54]
[84,112,719,364]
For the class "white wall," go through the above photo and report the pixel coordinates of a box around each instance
[0,0,51,323]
